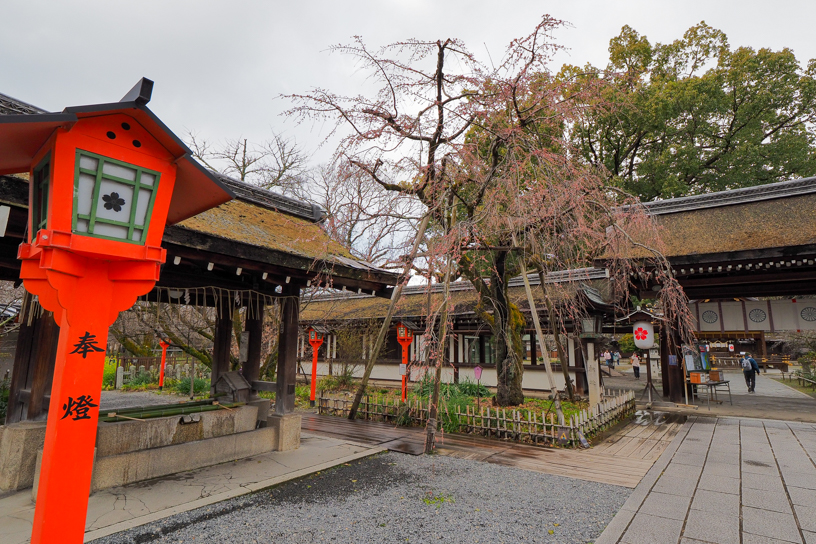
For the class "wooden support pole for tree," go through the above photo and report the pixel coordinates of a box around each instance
[538,272,575,401]
[348,213,431,420]
[512,234,565,425]
[425,240,452,454]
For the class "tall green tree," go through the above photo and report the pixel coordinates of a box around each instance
[563,22,816,200]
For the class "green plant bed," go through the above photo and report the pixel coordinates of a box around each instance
[172,377,210,396]
[257,384,314,409]
[334,378,589,435]
[0,375,10,422]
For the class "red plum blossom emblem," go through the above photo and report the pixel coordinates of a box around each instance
[634,327,649,341]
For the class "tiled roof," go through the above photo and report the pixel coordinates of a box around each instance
[301,275,611,322]
[640,177,816,216]
[310,268,609,303]
[0,93,47,115]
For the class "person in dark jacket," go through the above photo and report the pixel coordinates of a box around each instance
[741,353,760,393]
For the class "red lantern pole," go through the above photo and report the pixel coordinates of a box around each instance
[20,246,161,544]
[401,345,408,402]
[310,341,319,407]
[397,327,412,403]
[308,331,324,407]
[159,339,170,390]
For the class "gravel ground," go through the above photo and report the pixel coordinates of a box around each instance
[99,390,189,411]
[89,452,629,544]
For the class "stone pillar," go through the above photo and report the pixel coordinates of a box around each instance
[584,339,601,407]
[276,284,299,414]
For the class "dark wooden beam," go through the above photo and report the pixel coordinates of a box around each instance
[678,268,816,288]
[242,299,264,385]
[210,292,235,395]
[666,244,816,267]
[163,226,397,291]
[5,294,35,424]
[25,310,59,420]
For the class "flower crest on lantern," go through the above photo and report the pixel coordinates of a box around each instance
[632,321,655,349]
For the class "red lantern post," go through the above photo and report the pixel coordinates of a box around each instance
[308,327,325,407]
[0,79,233,544]
[396,322,414,402]
[158,339,170,390]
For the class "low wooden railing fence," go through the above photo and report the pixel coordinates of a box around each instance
[318,389,636,448]
[781,371,816,391]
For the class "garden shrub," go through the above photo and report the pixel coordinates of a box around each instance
[173,377,209,396]
[102,363,117,389]
[0,375,9,422]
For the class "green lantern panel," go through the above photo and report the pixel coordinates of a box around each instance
[72,150,160,244]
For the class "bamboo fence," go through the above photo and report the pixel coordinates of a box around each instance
[318,389,636,448]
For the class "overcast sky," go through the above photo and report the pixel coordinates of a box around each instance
[3,0,815,168]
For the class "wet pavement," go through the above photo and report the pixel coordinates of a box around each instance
[596,416,816,544]
[606,369,816,423]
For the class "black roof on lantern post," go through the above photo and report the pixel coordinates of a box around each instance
[0,78,235,225]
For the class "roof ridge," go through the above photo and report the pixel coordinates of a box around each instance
[0,92,48,115]
[213,174,325,222]
[306,267,609,302]
[641,177,816,215]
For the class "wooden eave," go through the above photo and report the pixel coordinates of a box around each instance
[0,175,398,299]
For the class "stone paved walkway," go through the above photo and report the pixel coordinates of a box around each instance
[607,369,816,423]
[596,416,816,544]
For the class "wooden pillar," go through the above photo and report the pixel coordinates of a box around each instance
[6,295,60,425]
[530,331,537,365]
[661,325,682,403]
[451,335,459,384]
[242,299,265,386]
[211,293,235,395]
[479,335,486,365]
[659,326,670,398]
[276,284,299,414]
[25,311,59,420]
[6,293,36,424]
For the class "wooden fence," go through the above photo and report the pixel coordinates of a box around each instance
[781,371,816,391]
[318,389,636,448]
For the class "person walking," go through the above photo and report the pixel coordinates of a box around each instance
[631,352,641,380]
[741,352,759,393]
[612,350,621,368]
[603,350,612,369]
